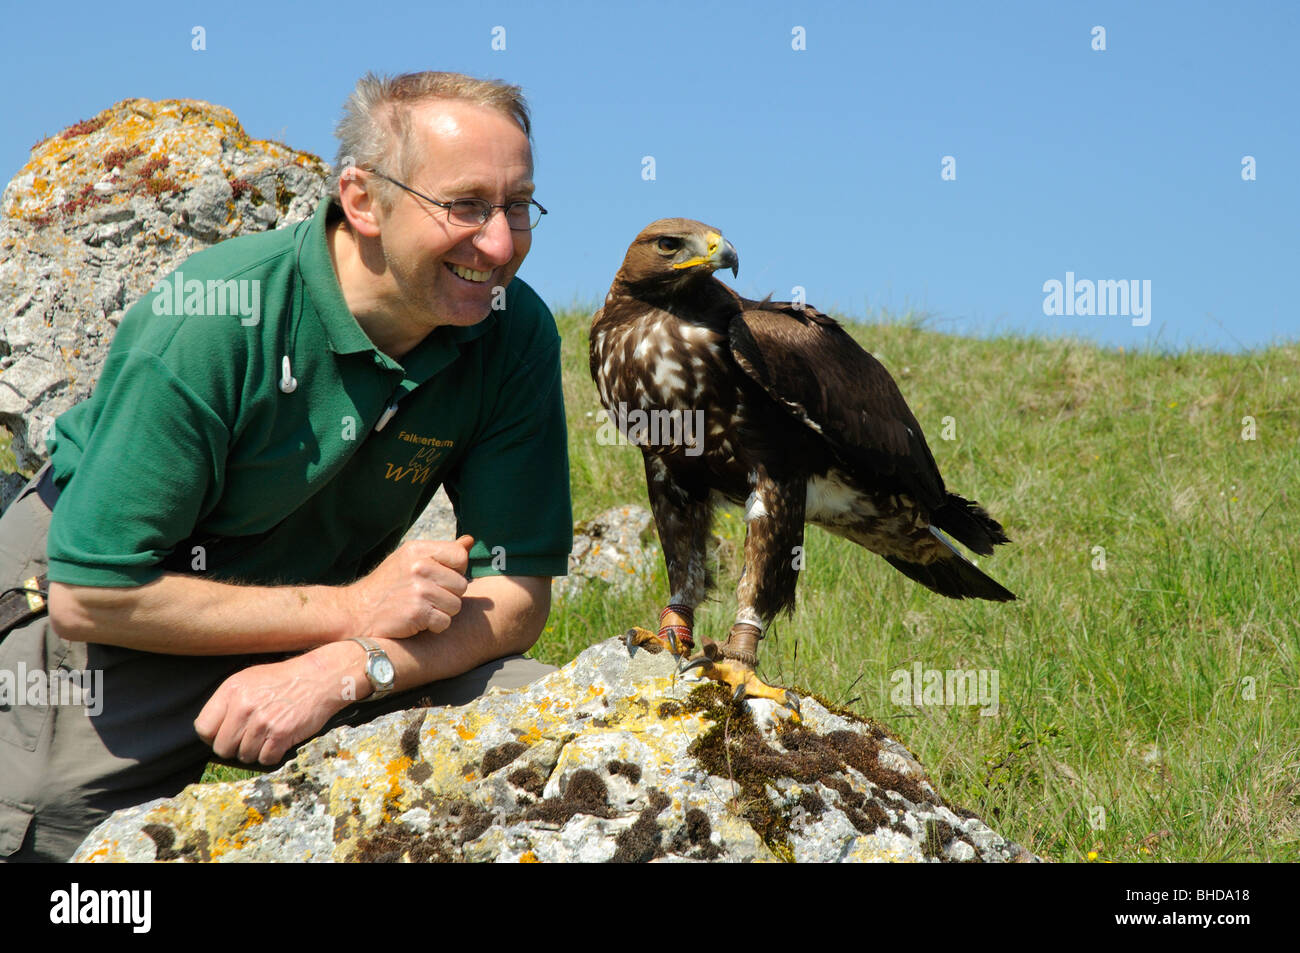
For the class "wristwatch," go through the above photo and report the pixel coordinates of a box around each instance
[350,637,395,701]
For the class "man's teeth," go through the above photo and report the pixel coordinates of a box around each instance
[451,264,492,283]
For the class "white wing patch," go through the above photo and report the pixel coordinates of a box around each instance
[806,470,878,523]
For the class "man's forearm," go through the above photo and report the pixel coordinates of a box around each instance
[49,567,548,699]
[47,537,474,655]
[48,574,355,654]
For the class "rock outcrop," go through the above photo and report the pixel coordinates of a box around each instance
[74,638,1037,863]
[0,99,328,471]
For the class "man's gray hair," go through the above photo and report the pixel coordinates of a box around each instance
[327,71,532,209]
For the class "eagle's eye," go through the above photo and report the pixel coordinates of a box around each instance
[655,236,683,255]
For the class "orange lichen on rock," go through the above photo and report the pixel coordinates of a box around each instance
[207,804,273,860]
[381,756,413,820]
[3,97,326,223]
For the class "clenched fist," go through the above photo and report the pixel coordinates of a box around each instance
[342,536,474,641]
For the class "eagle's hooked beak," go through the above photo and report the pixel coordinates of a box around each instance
[673,231,740,278]
[717,237,740,278]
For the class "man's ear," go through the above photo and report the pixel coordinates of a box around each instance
[337,167,384,238]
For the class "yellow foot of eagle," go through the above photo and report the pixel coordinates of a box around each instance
[679,625,802,719]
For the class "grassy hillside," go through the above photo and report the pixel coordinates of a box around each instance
[6,311,1296,863]
[545,308,1299,864]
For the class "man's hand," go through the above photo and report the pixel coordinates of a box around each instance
[195,641,362,765]
[342,535,474,641]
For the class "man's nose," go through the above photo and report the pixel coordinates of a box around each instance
[472,208,521,262]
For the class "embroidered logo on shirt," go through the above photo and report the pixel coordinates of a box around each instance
[384,431,454,484]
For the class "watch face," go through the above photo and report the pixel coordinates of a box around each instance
[373,657,395,686]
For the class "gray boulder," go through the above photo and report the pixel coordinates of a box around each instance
[73,637,1038,863]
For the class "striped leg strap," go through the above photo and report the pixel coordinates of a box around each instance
[657,604,695,654]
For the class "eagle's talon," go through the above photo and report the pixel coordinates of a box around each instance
[622,626,664,654]
[623,624,694,658]
[678,655,802,719]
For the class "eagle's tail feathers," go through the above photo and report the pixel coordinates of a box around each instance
[931,493,1010,556]
[885,529,1016,602]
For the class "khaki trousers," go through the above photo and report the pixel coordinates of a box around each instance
[0,466,555,862]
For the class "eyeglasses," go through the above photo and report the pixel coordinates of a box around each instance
[362,168,547,230]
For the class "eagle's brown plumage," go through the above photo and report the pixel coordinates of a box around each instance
[591,218,1014,707]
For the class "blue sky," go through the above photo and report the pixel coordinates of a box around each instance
[3,0,1296,352]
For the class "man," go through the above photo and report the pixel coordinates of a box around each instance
[0,72,571,862]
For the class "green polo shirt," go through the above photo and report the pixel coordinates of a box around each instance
[45,198,572,588]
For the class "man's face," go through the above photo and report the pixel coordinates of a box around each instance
[375,99,535,330]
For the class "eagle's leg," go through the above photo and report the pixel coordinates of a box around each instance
[623,455,713,658]
[683,466,804,715]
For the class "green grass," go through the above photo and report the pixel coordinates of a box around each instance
[11,312,1296,862]
[539,308,1299,863]
[0,427,17,474]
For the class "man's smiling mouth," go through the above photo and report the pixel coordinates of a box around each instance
[449,263,493,283]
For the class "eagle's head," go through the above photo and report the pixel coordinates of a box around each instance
[613,218,739,296]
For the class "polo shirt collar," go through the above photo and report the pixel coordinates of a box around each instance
[297,198,374,356]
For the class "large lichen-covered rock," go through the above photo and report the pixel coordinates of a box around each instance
[73,639,1038,863]
[0,98,328,471]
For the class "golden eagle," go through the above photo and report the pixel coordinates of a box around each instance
[590,218,1014,712]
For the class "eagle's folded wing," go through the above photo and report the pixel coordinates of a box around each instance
[728,301,947,509]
